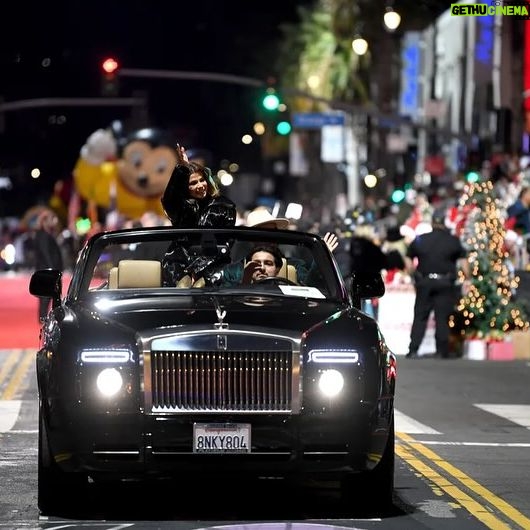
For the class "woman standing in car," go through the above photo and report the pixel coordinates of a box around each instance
[161,146,236,285]
[161,145,236,229]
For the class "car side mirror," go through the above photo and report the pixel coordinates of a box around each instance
[29,269,62,308]
[350,271,385,308]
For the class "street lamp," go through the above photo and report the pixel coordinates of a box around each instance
[383,7,401,31]
[364,174,377,188]
[307,74,321,90]
[253,122,265,135]
[351,36,368,56]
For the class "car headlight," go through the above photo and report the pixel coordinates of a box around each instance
[309,349,359,363]
[81,349,131,363]
[318,369,344,397]
[96,368,123,397]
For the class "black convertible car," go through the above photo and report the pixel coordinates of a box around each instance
[30,226,396,514]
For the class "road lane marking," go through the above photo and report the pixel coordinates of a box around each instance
[395,409,441,434]
[475,404,530,429]
[35,515,134,530]
[1,349,34,400]
[0,350,20,389]
[0,400,22,432]
[410,440,530,447]
[8,429,38,434]
[398,431,530,530]
[33,515,136,530]
[35,522,134,528]
[197,518,376,530]
[396,441,512,529]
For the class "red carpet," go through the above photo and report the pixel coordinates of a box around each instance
[0,272,41,349]
[0,272,70,350]
[0,272,71,350]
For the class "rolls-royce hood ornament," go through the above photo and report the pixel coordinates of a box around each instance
[212,297,228,329]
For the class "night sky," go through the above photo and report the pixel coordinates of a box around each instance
[0,0,452,216]
[0,0,315,214]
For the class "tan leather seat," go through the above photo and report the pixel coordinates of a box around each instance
[117,260,162,288]
[279,259,298,284]
[108,267,118,289]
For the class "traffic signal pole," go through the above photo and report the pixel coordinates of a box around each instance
[119,68,470,141]
[119,68,265,88]
[0,96,146,113]
[0,67,469,140]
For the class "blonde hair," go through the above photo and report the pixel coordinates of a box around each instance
[354,224,376,241]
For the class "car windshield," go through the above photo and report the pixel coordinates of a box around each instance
[70,228,346,301]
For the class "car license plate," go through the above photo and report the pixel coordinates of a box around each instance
[193,423,251,453]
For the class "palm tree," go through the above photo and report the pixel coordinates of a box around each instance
[276,0,369,113]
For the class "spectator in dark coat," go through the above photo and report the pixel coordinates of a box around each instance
[33,211,64,321]
[506,187,530,234]
[382,226,407,283]
[349,224,387,318]
[349,224,387,274]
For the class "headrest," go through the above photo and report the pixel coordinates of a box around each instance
[117,260,161,288]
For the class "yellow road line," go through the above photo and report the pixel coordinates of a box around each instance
[396,443,511,529]
[1,349,35,400]
[0,350,21,388]
[398,431,530,530]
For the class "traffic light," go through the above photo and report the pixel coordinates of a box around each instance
[261,88,280,111]
[465,170,480,183]
[100,57,120,96]
[276,120,291,135]
[391,189,405,203]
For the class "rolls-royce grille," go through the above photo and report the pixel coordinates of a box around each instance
[149,350,294,412]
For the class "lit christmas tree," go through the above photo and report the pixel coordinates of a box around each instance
[449,181,529,339]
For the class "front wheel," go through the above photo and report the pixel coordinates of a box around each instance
[38,405,87,515]
[341,418,395,509]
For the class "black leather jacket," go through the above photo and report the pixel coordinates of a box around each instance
[161,165,236,228]
[162,194,235,228]
[160,166,236,285]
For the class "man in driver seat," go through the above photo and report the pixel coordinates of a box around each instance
[241,245,283,284]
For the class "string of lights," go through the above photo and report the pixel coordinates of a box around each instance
[449,181,529,339]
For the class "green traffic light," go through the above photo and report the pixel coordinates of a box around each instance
[391,189,405,203]
[466,171,480,183]
[262,93,280,111]
[75,217,92,234]
[276,121,291,135]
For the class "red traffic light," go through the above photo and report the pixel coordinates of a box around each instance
[102,57,119,74]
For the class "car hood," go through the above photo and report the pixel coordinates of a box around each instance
[71,293,354,336]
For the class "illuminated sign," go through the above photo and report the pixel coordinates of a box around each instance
[475,11,494,67]
[399,32,421,120]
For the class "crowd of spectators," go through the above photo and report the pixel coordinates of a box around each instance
[2,153,530,284]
